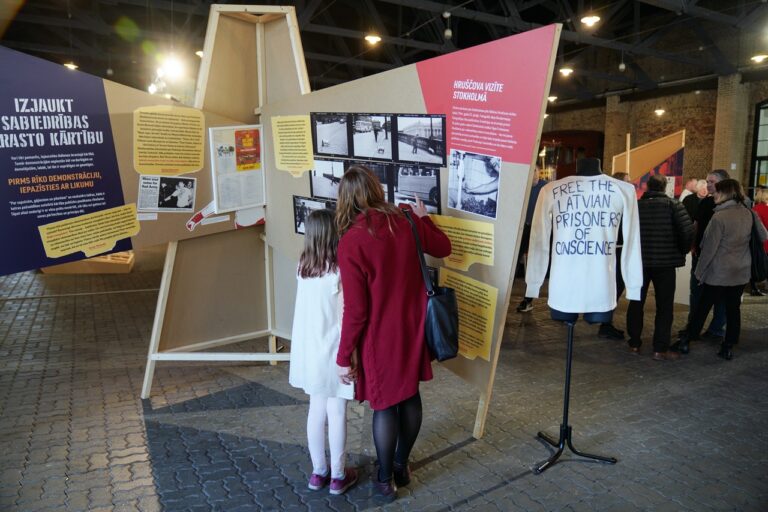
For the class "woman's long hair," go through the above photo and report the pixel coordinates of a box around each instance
[336,165,402,235]
[298,209,338,278]
[714,179,745,204]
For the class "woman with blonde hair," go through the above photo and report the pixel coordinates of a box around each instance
[677,179,767,359]
[335,165,451,499]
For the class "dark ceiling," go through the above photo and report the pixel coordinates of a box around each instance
[2,0,768,108]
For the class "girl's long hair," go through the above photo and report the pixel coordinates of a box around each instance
[298,209,338,278]
[336,165,402,235]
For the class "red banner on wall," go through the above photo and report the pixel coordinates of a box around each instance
[416,25,559,165]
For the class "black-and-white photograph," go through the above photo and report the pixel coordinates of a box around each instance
[447,149,500,219]
[395,114,446,165]
[345,160,393,202]
[311,113,349,157]
[293,195,336,235]
[394,164,441,214]
[138,175,197,213]
[310,159,345,200]
[351,114,393,160]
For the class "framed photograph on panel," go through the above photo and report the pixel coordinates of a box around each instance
[447,149,501,219]
[209,124,265,214]
[394,114,446,166]
[309,158,345,200]
[311,113,350,157]
[293,195,337,235]
[393,164,441,214]
[351,114,393,161]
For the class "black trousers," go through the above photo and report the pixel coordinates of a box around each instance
[627,266,676,352]
[688,283,746,349]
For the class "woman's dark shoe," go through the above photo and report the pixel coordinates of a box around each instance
[392,462,411,487]
[373,478,397,501]
[717,346,733,360]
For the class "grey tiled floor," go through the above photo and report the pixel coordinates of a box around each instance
[1,254,767,511]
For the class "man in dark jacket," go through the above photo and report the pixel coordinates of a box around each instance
[627,174,694,360]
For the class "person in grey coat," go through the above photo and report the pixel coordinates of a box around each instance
[676,179,768,360]
[627,174,694,360]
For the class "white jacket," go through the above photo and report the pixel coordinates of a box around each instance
[525,174,643,313]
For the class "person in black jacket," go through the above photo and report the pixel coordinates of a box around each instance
[627,174,694,360]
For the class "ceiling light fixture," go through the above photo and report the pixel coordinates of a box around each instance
[580,15,600,27]
[148,83,158,94]
[548,95,557,102]
[559,67,573,77]
[751,54,768,63]
[365,34,382,45]
[544,113,549,118]
[63,62,78,70]
[195,50,204,58]
[654,109,665,116]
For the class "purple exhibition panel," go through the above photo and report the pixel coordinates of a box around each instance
[0,47,129,276]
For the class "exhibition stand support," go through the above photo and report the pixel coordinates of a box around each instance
[533,320,617,474]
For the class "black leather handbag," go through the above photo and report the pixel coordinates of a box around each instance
[404,211,459,362]
[749,209,768,282]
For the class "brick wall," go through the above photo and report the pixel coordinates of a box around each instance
[546,90,717,180]
[712,74,749,182]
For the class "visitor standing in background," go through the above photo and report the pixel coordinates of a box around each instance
[750,186,768,296]
[682,179,708,220]
[517,166,547,312]
[678,169,729,346]
[676,179,767,360]
[596,171,631,340]
[626,175,693,360]
[679,177,698,202]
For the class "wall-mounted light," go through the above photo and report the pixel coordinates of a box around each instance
[63,62,78,70]
[365,34,382,45]
[580,15,600,27]
[751,54,768,63]
[548,96,557,102]
[654,109,665,116]
[559,67,573,77]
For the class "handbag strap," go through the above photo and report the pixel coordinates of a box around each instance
[403,210,436,296]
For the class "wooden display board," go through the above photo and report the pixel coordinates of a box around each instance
[141,5,309,398]
[262,26,561,437]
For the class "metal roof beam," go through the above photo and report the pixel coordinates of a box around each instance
[304,52,394,71]
[303,23,448,53]
[636,0,740,26]
[375,0,707,68]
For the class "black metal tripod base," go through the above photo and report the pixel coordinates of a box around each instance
[533,424,617,474]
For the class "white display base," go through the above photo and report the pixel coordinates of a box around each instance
[674,253,692,306]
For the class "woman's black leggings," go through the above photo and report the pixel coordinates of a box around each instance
[372,392,422,482]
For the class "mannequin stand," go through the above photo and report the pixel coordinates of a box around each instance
[533,320,617,474]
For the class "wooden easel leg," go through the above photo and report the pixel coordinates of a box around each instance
[140,242,178,399]
[269,335,278,366]
[473,391,490,439]
[141,358,157,399]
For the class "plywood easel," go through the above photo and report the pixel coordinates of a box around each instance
[141,5,309,398]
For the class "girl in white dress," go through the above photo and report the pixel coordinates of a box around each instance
[289,209,358,495]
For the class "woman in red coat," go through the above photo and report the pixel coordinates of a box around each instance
[335,166,451,499]
[752,186,768,295]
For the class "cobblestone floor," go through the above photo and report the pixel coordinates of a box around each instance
[1,258,767,511]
